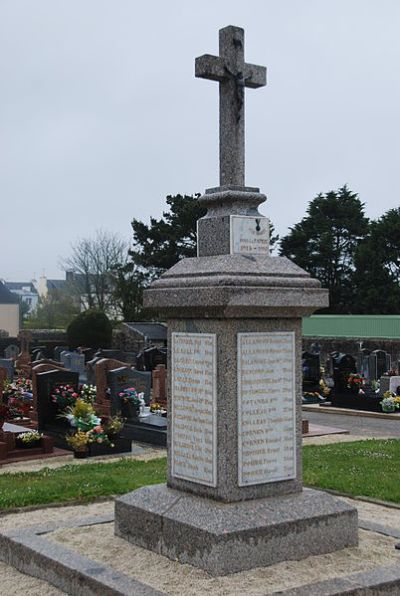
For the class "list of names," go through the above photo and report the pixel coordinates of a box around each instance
[237,332,296,486]
[171,332,217,487]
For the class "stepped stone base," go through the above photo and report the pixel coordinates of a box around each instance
[115,484,358,576]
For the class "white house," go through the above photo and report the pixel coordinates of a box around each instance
[0,281,20,336]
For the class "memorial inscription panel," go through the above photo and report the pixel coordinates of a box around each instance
[171,332,217,487]
[237,332,296,486]
[230,215,269,255]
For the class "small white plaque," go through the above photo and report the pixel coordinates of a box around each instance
[171,332,217,487]
[230,215,269,255]
[237,332,296,486]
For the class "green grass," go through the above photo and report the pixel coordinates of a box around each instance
[1,440,400,510]
[303,439,400,503]
[0,457,167,509]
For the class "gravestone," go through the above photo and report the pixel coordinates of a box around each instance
[36,369,79,431]
[152,364,167,407]
[95,349,137,364]
[60,351,72,369]
[30,362,67,424]
[357,348,371,381]
[331,352,357,392]
[115,25,357,575]
[94,358,133,417]
[0,358,14,380]
[107,367,152,416]
[370,349,391,381]
[379,375,400,396]
[86,356,103,386]
[16,330,32,368]
[69,352,85,375]
[4,344,19,360]
[302,351,320,388]
[54,346,69,361]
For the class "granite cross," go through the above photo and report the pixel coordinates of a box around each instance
[195,25,266,188]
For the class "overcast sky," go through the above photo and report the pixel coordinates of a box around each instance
[1,0,400,281]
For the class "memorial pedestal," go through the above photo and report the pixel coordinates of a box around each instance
[115,484,357,576]
[115,250,359,572]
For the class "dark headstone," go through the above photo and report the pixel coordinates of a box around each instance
[136,346,167,371]
[302,352,320,386]
[331,352,357,392]
[107,367,151,418]
[36,369,79,430]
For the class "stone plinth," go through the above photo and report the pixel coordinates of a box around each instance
[115,484,358,576]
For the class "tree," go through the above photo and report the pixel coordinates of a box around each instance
[129,193,279,281]
[130,194,206,281]
[67,310,112,348]
[353,207,400,313]
[62,230,128,313]
[109,262,147,321]
[279,186,369,313]
[27,290,80,329]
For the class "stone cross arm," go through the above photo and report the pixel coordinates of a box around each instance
[195,54,266,88]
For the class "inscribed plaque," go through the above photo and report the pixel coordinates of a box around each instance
[171,332,217,487]
[230,215,269,255]
[237,332,296,486]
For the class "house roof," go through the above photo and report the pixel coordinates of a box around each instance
[124,322,167,341]
[6,282,37,293]
[302,315,400,339]
[47,279,67,291]
[0,281,20,304]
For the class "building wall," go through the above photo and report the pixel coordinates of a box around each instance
[0,304,19,336]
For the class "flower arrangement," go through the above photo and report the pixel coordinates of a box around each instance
[118,387,140,406]
[66,430,89,451]
[87,425,113,446]
[79,384,96,404]
[3,377,33,401]
[51,384,80,409]
[319,378,331,397]
[380,392,399,413]
[346,373,364,391]
[383,369,399,377]
[103,414,125,437]
[16,430,43,445]
[150,402,167,415]
[61,398,101,431]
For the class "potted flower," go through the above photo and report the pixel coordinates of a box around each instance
[15,430,43,448]
[118,387,141,419]
[380,391,399,414]
[103,414,125,441]
[66,430,89,458]
[87,425,113,447]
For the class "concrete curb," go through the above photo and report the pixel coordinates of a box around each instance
[0,513,164,596]
[302,404,400,420]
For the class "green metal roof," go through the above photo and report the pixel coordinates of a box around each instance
[302,315,400,339]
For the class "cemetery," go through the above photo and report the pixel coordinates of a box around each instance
[2,15,400,596]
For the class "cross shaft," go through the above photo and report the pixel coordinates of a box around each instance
[195,26,266,187]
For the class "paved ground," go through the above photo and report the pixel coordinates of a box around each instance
[304,408,400,438]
